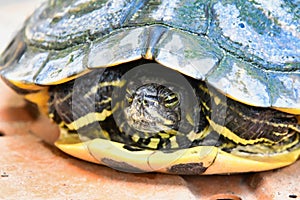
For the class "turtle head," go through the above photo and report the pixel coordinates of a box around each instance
[124,83,181,133]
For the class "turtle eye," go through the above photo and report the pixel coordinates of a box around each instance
[163,93,179,108]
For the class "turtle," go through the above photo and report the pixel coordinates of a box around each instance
[0,0,299,175]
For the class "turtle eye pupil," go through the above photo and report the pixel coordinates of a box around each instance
[143,99,148,105]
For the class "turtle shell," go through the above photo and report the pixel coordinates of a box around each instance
[0,0,299,111]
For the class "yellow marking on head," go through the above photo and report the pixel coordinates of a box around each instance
[163,94,179,108]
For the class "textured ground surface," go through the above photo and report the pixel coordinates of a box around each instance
[0,1,299,200]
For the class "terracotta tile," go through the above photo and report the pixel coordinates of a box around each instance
[0,134,196,200]
[0,1,299,200]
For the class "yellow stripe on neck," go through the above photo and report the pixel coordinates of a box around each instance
[207,118,275,145]
[67,110,112,130]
